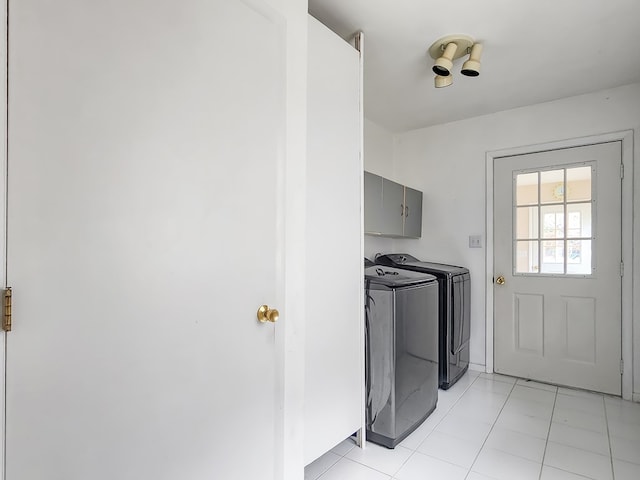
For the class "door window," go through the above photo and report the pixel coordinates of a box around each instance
[513,163,595,276]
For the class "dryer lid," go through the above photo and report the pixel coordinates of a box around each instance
[375,253,469,275]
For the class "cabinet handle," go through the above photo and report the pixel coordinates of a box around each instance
[405,206,409,218]
[401,204,404,217]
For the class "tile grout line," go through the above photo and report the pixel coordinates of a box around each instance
[414,374,485,480]
[325,374,484,480]
[312,450,344,480]
[536,392,617,480]
[463,377,518,480]
[404,373,482,451]
[537,388,558,480]
[603,396,615,480]
[361,373,485,479]
[312,436,358,480]
[389,373,484,479]
[330,380,633,480]
[318,373,540,480]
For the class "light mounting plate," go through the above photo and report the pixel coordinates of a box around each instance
[428,34,475,60]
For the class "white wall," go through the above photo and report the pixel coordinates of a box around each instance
[363,118,395,259]
[392,83,640,395]
[364,118,395,177]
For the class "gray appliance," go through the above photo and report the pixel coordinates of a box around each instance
[364,259,439,448]
[375,254,470,390]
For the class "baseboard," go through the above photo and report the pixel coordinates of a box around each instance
[633,393,640,403]
[469,362,486,373]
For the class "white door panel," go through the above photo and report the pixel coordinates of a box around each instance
[494,142,622,395]
[7,1,285,478]
[305,16,362,464]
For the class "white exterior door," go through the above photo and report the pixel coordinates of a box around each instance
[6,1,290,479]
[494,142,622,395]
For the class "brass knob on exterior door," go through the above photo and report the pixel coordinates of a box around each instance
[496,275,505,285]
[257,305,279,323]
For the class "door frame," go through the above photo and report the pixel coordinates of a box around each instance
[485,130,634,400]
[1,0,7,476]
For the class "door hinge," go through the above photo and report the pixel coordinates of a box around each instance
[620,163,624,179]
[620,359,624,375]
[620,262,624,277]
[2,287,12,332]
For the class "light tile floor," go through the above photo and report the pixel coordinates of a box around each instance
[305,371,640,480]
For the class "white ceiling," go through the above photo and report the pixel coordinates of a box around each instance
[308,0,640,133]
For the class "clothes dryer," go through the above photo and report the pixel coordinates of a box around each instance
[375,254,470,390]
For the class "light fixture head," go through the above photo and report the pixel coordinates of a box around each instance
[432,42,458,76]
[461,43,483,77]
[434,74,453,88]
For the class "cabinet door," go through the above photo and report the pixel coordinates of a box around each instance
[364,171,384,234]
[381,178,405,236]
[403,186,423,238]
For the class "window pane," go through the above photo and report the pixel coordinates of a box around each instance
[541,169,564,204]
[516,172,538,205]
[541,240,564,274]
[516,206,539,239]
[567,166,591,202]
[541,205,564,239]
[567,240,592,274]
[566,203,591,238]
[512,163,594,277]
[516,240,539,273]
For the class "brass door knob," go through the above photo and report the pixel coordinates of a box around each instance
[496,275,505,285]
[257,305,279,323]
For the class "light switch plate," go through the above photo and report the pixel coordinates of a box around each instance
[469,235,482,248]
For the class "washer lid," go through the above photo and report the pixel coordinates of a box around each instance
[365,265,436,287]
[376,253,469,275]
[375,253,419,265]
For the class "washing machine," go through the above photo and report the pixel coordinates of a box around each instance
[364,258,439,448]
[375,254,470,390]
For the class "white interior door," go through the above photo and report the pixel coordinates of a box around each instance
[494,142,622,395]
[305,16,362,464]
[6,1,287,478]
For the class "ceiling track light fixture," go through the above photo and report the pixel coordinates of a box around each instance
[428,34,483,88]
